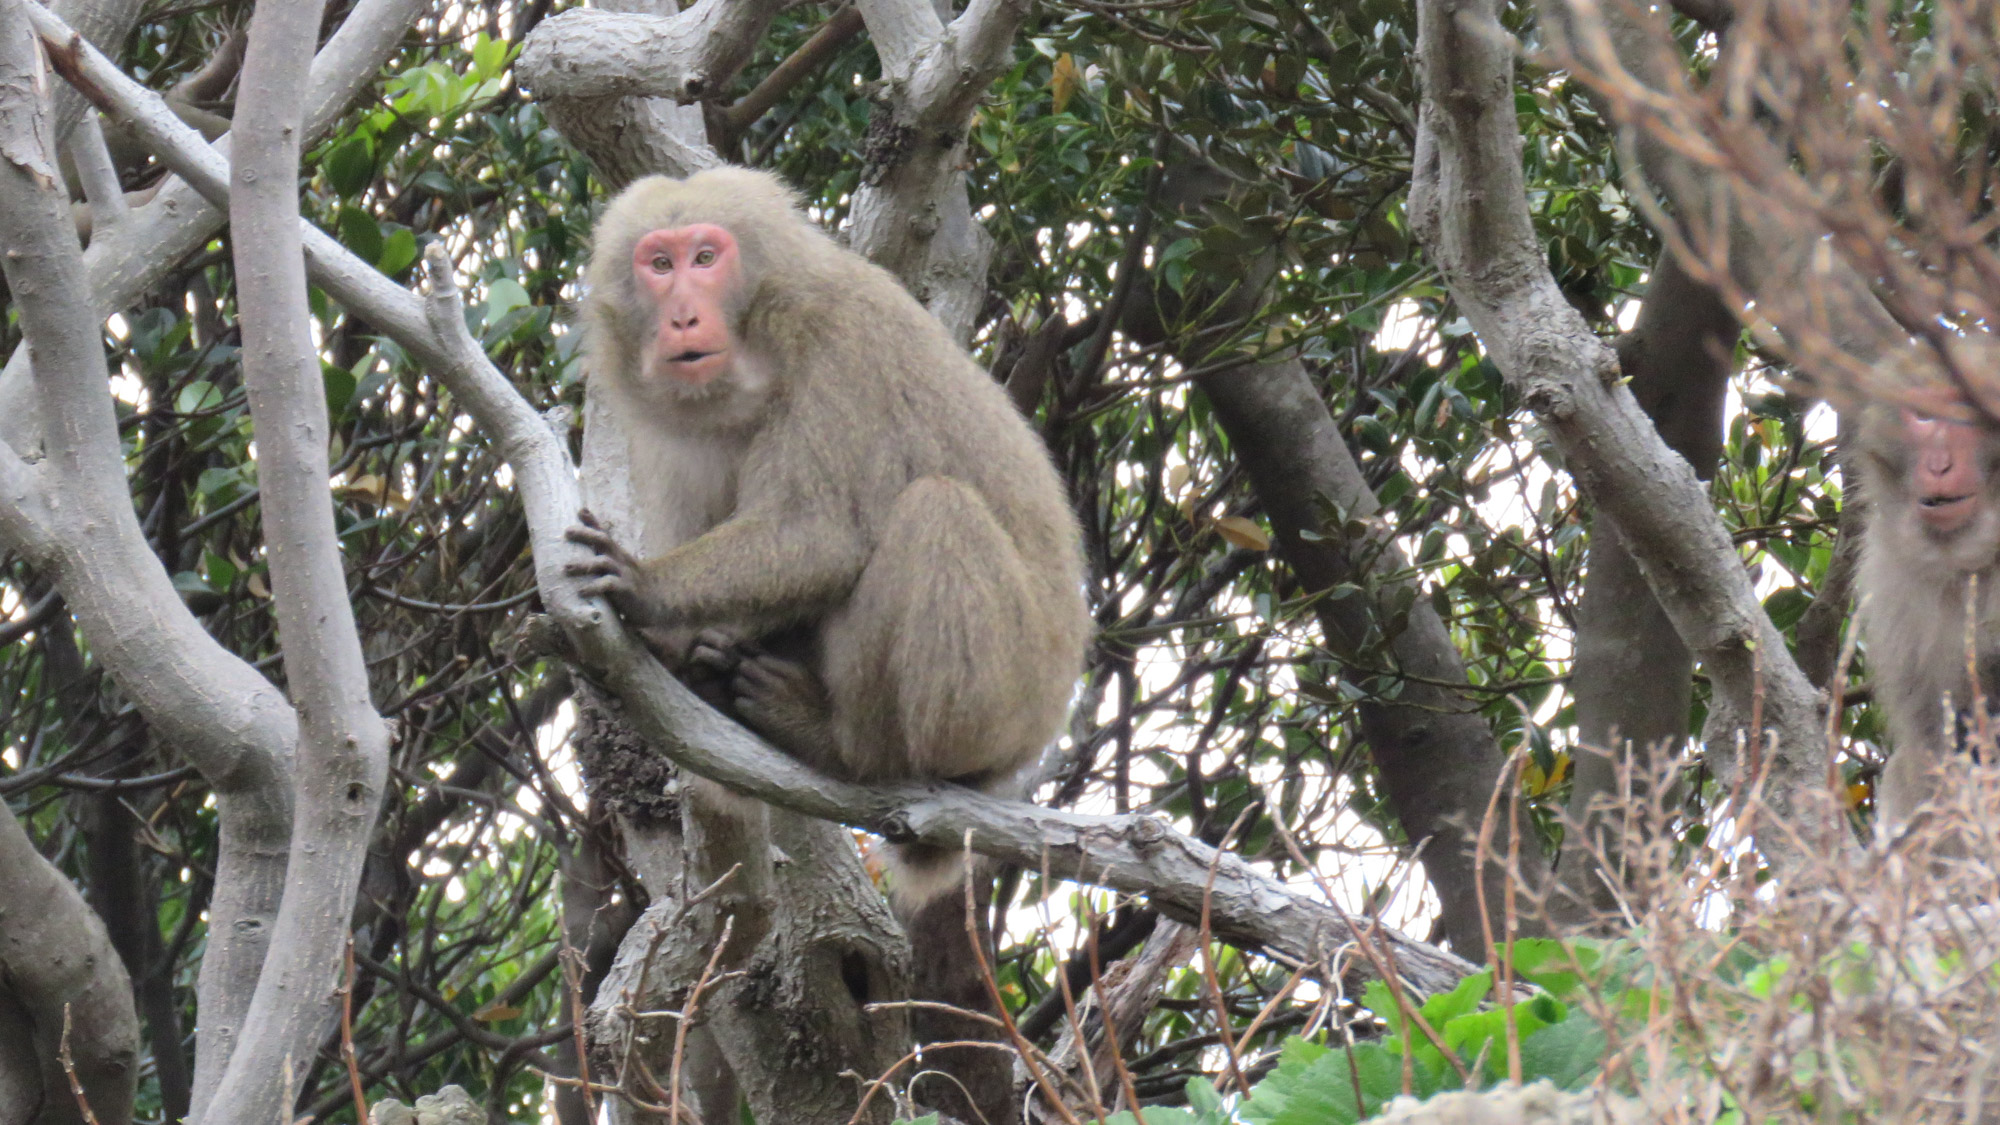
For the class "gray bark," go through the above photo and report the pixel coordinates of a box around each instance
[47,0,143,144]
[515,0,779,188]
[198,0,392,1115]
[0,7,307,1113]
[1556,251,1736,922]
[0,804,139,1125]
[1410,0,1831,858]
[1197,359,1548,955]
[847,0,1032,343]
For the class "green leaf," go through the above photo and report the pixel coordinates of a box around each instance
[378,227,419,276]
[323,360,358,417]
[471,33,510,79]
[176,380,223,416]
[1517,1012,1609,1089]
[1240,1034,1406,1125]
[171,570,217,596]
[338,206,384,266]
[483,277,533,323]
[202,550,238,588]
[322,135,373,197]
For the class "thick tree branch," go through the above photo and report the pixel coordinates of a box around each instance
[0,806,138,1125]
[849,0,1032,341]
[202,0,391,1115]
[1409,0,1830,849]
[854,0,940,76]
[515,0,783,102]
[0,9,299,1111]
[515,0,778,189]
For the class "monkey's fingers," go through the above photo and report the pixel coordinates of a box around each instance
[563,556,625,578]
[689,629,750,673]
[575,508,607,530]
[564,523,620,551]
[575,576,637,603]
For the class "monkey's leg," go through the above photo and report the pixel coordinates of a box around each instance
[820,476,1061,783]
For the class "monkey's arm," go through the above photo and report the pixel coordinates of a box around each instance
[568,509,867,630]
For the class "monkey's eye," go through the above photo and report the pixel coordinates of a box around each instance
[693,248,717,267]
[649,254,672,273]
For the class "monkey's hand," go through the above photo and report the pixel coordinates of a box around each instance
[565,509,670,628]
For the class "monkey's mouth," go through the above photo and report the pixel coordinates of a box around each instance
[660,349,729,386]
[1920,493,1976,532]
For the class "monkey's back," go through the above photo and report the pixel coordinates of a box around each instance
[754,246,1087,600]
[751,245,1091,782]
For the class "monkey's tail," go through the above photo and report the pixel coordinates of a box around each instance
[885,841,971,916]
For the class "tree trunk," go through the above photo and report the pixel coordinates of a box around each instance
[1197,359,1548,954]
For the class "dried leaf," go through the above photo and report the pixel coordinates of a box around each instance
[1214,515,1271,551]
[473,1003,522,1023]
[1050,53,1081,115]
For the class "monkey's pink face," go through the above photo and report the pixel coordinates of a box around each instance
[631,223,740,388]
[1905,411,1983,534]
[1882,409,2000,572]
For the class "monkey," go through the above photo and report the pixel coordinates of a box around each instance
[565,166,1092,907]
[1855,401,2000,831]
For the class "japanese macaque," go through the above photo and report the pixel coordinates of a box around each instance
[1856,402,2000,830]
[566,167,1092,905]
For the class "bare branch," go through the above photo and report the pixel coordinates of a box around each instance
[0,807,137,1122]
[0,15,300,1111]
[850,0,1032,341]
[855,0,944,79]
[65,110,123,227]
[199,0,391,1113]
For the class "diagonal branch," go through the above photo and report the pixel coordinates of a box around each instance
[1409,0,1831,854]
[0,0,426,460]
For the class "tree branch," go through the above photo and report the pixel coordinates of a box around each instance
[201,0,391,1113]
[515,0,784,102]
[1409,0,1830,851]
[0,806,138,1123]
[849,0,1032,341]
[0,0,427,460]
[0,10,300,1112]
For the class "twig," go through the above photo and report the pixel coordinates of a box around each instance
[1196,808,1255,1096]
[965,830,1085,1125]
[670,913,737,1125]
[559,929,597,1122]
[58,1005,102,1125]
[341,937,369,1120]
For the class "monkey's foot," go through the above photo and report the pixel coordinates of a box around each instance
[730,651,839,770]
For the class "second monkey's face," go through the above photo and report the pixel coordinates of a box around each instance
[631,222,743,390]
[1866,408,2000,575]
